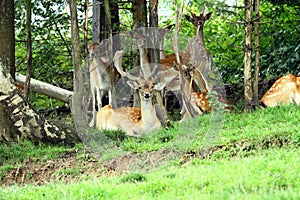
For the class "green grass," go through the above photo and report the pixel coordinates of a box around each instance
[1,148,299,199]
[0,105,299,199]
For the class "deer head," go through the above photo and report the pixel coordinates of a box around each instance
[261,74,300,107]
[184,9,212,37]
[96,51,167,136]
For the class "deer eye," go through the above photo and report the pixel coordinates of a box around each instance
[138,86,142,90]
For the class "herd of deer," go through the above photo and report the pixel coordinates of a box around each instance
[87,9,300,137]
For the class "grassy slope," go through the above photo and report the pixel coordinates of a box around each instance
[0,105,299,199]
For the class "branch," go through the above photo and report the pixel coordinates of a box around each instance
[15,74,73,103]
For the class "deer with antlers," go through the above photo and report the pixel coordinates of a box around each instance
[261,73,300,107]
[88,41,119,127]
[96,51,167,136]
[128,29,180,110]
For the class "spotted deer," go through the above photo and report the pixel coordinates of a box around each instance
[96,51,167,137]
[261,73,300,107]
[191,92,232,113]
[88,41,119,127]
[129,29,180,110]
[184,9,213,93]
[158,9,214,94]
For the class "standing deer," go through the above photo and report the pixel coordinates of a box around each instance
[184,9,213,93]
[88,41,119,127]
[158,25,174,59]
[96,51,167,136]
[261,74,300,107]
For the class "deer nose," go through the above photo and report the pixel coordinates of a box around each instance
[144,93,150,99]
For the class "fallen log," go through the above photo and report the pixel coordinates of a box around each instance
[15,73,73,103]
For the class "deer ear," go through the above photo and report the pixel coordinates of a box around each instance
[205,12,213,20]
[128,30,135,38]
[184,14,193,23]
[127,81,139,90]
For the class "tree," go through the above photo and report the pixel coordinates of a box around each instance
[0,0,15,79]
[0,1,80,145]
[253,0,261,104]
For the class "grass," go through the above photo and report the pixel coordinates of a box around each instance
[0,104,299,199]
[1,148,299,199]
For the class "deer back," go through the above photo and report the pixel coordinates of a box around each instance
[261,74,300,107]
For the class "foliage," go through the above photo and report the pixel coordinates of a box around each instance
[181,0,300,83]
[13,0,300,110]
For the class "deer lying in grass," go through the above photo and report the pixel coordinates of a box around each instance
[129,29,180,110]
[261,73,300,107]
[88,41,119,127]
[96,51,167,137]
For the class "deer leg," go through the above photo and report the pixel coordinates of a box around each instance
[89,87,97,127]
[96,87,102,110]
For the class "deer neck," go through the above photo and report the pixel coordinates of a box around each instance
[159,40,166,59]
[139,47,152,78]
[92,55,109,78]
[140,98,158,127]
[196,26,206,48]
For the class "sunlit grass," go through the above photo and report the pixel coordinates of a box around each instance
[1,148,299,200]
[0,104,299,199]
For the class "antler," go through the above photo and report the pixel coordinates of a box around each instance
[113,50,140,81]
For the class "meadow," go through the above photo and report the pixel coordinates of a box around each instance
[0,105,299,199]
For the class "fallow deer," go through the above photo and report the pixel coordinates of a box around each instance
[128,29,180,110]
[191,92,232,113]
[184,9,214,93]
[88,41,119,127]
[158,24,174,59]
[96,51,167,137]
[261,73,300,107]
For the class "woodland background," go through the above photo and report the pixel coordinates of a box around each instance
[12,0,300,111]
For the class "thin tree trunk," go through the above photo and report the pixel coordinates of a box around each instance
[24,0,32,101]
[104,0,116,107]
[149,0,159,64]
[92,0,101,43]
[244,0,253,109]
[0,0,15,79]
[69,0,89,130]
[253,0,260,105]
[132,0,147,28]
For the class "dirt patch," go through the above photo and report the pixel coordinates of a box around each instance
[1,151,103,186]
[0,148,181,186]
[1,127,289,186]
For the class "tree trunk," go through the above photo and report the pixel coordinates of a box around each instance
[69,0,89,131]
[0,0,15,79]
[149,0,160,64]
[253,0,260,105]
[0,63,80,145]
[92,0,101,43]
[244,0,253,109]
[132,0,147,28]
[24,0,32,101]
